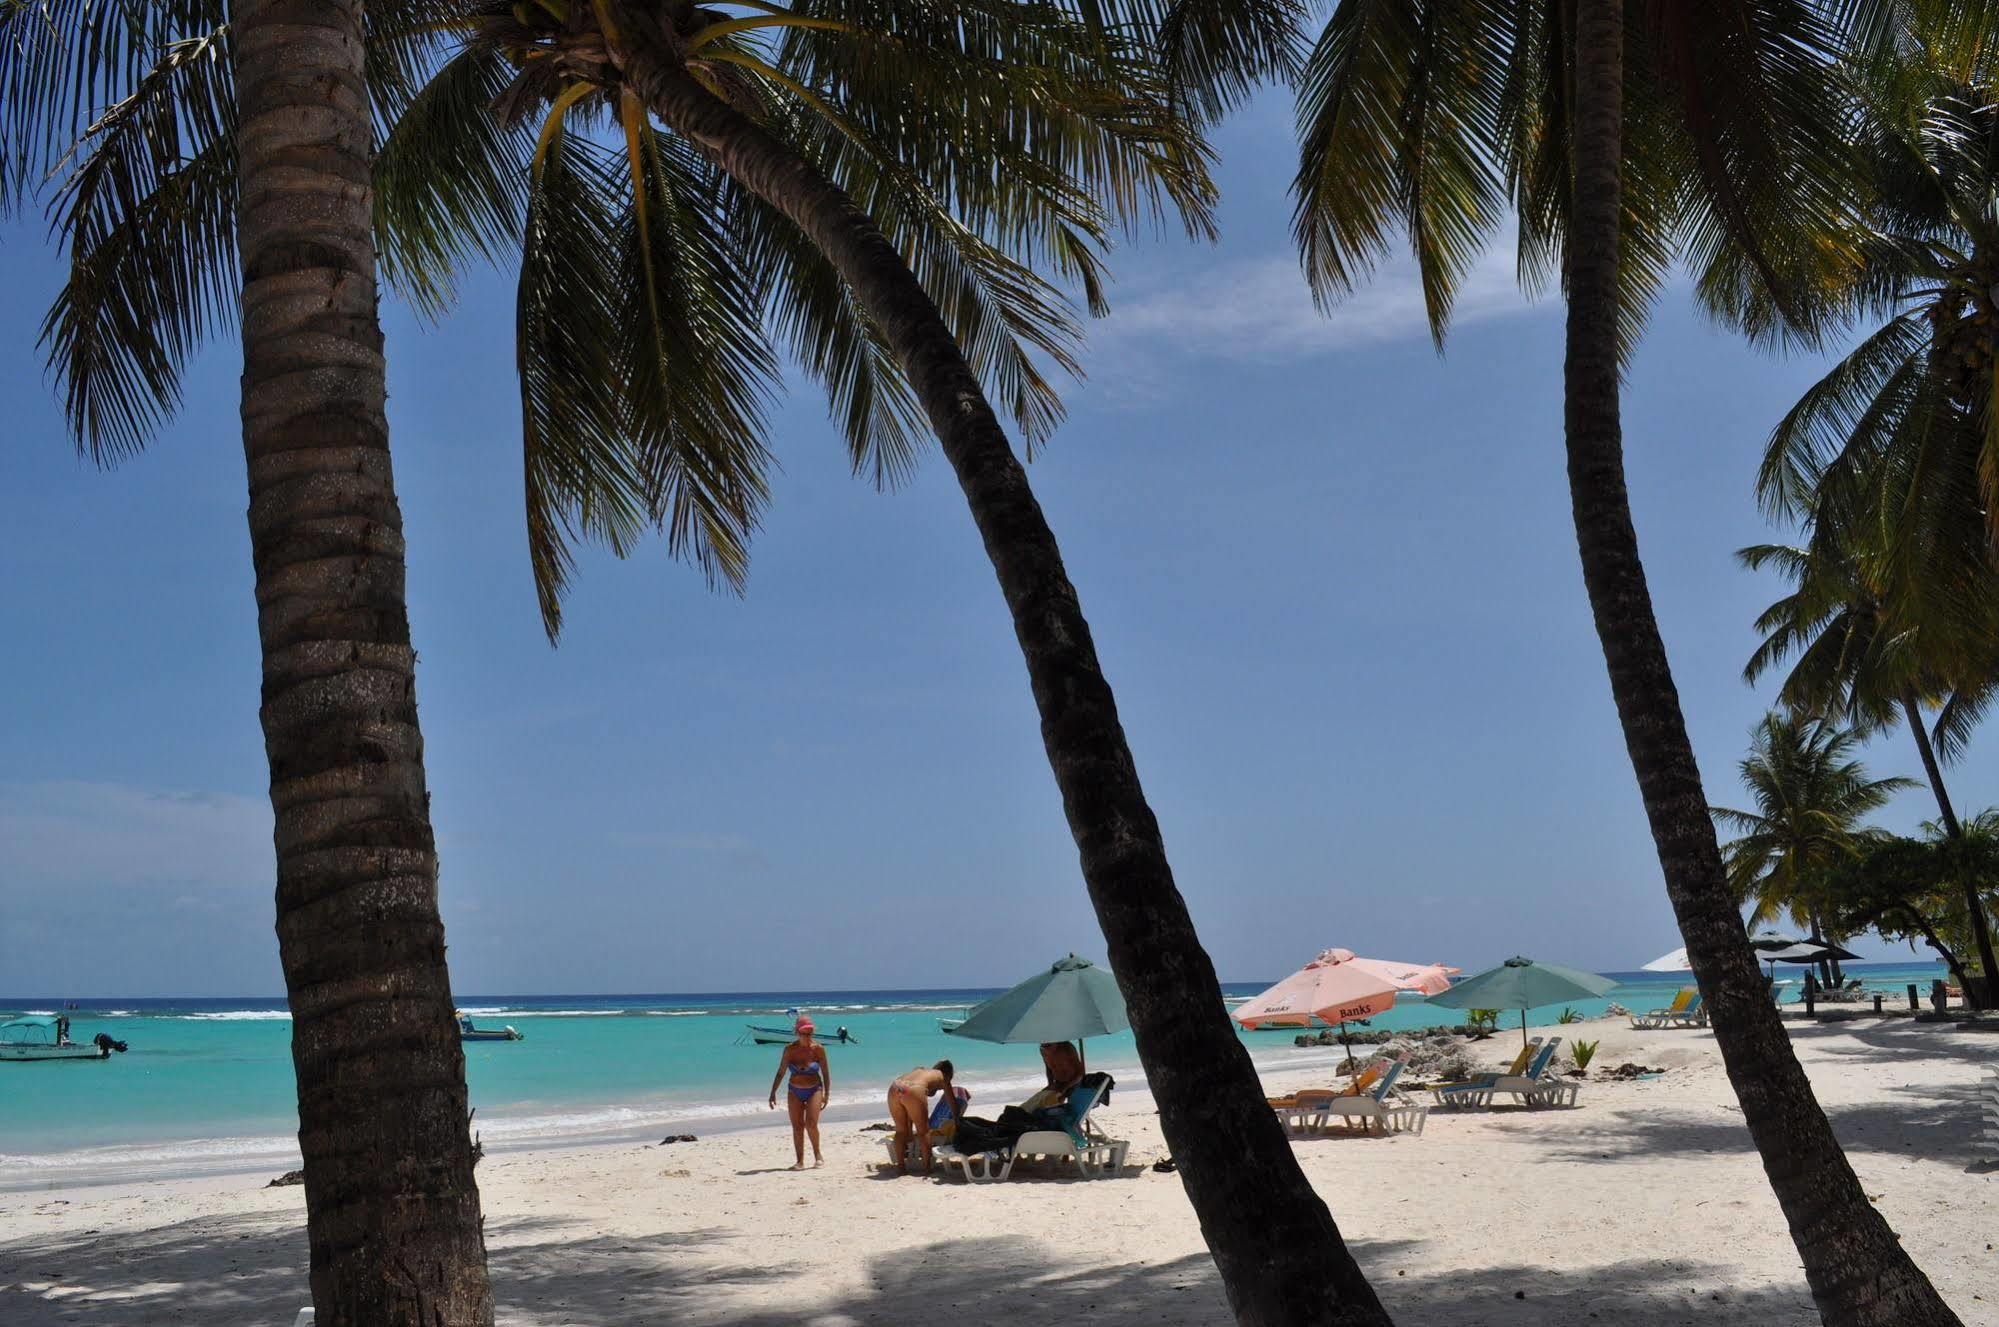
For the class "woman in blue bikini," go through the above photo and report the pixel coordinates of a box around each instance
[767,1017,829,1169]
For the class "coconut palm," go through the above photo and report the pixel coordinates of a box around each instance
[1741,535,1999,1002]
[1712,711,1915,979]
[1743,8,1999,1002]
[1154,0,1963,1320]
[12,1,1396,1319]
[1,1,494,1322]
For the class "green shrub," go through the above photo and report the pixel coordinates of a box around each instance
[1466,1009,1501,1039]
[1557,1006,1583,1024]
[1571,1039,1600,1072]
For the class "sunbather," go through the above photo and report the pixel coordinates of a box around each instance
[1041,1040,1084,1094]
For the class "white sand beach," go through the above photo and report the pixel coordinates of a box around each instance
[2,1018,1992,1327]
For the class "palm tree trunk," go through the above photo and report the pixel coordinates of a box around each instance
[603,12,1388,1325]
[1901,691,1996,1006]
[231,2,492,1321]
[1563,4,1960,1323]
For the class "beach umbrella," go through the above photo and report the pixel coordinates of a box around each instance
[1762,940,1861,986]
[1232,949,1455,1082]
[1640,945,1692,972]
[944,955,1128,1068]
[1427,956,1619,1046]
[1746,930,1811,951]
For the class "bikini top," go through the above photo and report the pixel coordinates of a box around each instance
[787,1046,822,1081]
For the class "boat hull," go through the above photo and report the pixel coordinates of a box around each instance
[0,1043,109,1062]
[460,1028,522,1042]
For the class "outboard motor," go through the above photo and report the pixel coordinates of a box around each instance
[93,1032,129,1054]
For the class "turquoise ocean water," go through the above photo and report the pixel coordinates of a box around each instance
[0,961,1947,1188]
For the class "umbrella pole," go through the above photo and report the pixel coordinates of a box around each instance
[1522,1009,1529,1049]
[1340,1022,1359,1089]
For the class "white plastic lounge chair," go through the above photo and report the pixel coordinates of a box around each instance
[1476,1038,1579,1108]
[1667,994,1707,1028]
[1434,1038,1564,1108]
[1631,989,1696,1029]
[933,1078,1128,1182]
[1428,1038,1541,1107]
[1310,1058,1429,1135]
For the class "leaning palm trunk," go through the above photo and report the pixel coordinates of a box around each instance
[599,9,1387,1325]
[232,1,493,1320]
[1900,691,1997,1004]
[1563,4,1960,1324]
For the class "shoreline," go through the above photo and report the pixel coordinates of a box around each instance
[1,1018,1989,1327]
[0,1038,1372,1195]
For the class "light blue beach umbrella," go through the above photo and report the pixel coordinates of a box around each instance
[944,955,1128,1065]
[1427,956,1618,1047]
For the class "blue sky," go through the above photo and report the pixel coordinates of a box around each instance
[1,95,1980,996]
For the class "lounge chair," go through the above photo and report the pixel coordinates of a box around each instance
[1434,1037,1565,1108]
[1475,1038,1581,1107]
[1427,1037,1540,1104]
[933,1076,1128,1182]
[1269,1057,1394,1134]
[1303,1057,1429,1136]
[1631,989,1695,1029]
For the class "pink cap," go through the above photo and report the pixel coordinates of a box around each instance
[795,1017,815,1034]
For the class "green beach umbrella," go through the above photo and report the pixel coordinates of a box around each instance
[944,955,1128,1059]
[1426,956,1618,1046]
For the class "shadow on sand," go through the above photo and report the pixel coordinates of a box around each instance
[0,1212,1829,1326]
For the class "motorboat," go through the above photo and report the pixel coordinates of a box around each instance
[1,1015,127,1062]
[457,1013,523,1042]
[743,1023,857,1046]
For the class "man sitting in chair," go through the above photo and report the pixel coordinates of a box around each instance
[1020,1041,1084,1112]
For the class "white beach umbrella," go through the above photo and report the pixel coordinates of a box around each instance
[1640,946,1691,972]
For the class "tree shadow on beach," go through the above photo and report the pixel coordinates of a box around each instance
[1784,1019,1999,1068]
[0,1202,1877,1327]
[0,1209,771,1327]
[0,1206,307,1327]
[577,1234,1824,1327]
[1537,1081,1988,1171]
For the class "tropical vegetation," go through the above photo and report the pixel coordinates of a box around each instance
[4,0,1389,1320]
[6,0,1999,1323]
[1712,711,1916,982]
[1819,816,1999,992]
[1156,0,1960,1319]
[1739,1,1999,1000]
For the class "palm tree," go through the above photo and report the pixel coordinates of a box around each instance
[17,2,1394,1319]
[1,0,494,1321]
[1743,11,1999,1003]
[1741,538,1999,1002]
[1156,0,1963,1320]
[1712,711,1915,980]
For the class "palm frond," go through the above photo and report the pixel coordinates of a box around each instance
[515,122,651,637]
[38,24,234,463]
[0,0,220,212]
[374,41,532,319]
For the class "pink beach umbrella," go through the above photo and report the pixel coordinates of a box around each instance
[1233,949,1456,1078]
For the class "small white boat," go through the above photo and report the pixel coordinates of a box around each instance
[457,1014,523,1042]
[1,1016,126,1062]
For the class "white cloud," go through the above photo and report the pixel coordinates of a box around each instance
[1088,241,1541,373]
[0,780,272,896]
